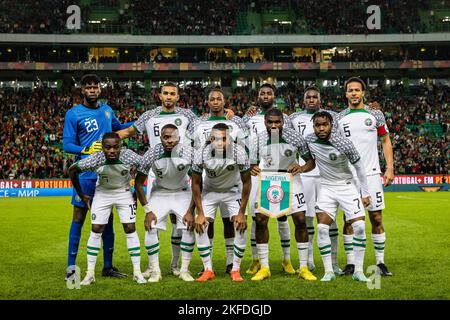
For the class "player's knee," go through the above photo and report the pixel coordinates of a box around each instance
[292,212,306,228]
[370,212,383,227]
[255,214,268,227]
[351,220,366,237]
[92,224,104,233]
[123,223,136,234]
[343,222,353,234]
[73,207,87,223]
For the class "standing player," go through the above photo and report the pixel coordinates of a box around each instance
[305,111,371,282]
[336,77,394,276]
[243,83,296,276]
[250,108,316,281]
[63,74,133,280]
[289,86,342,274]
[190,123,251,282]
[117,82,198,277]
[187,88,249,274]
[68,133,146,285]
[134,124,196,282]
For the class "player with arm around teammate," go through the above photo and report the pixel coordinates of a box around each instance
[305,111,371,282]
[63,74,133,281]
[68,133,146,285]
[134,124,196,282]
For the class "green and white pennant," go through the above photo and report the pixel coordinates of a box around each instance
[257,171,292,218]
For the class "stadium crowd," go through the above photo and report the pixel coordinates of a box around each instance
[0,0,444,35]
[0,82,448,180]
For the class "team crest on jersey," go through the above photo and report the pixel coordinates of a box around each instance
[91,213,96,221]
[121,170,128,176]
[75,195,81,202]
[266,185,284,204]
[175,118,182,126]
[227,165,235,171]
[329,153,337,161]
[284,149,293,157]
[365,118,373,126]
[177,164,186,171]
[105,111,111,119]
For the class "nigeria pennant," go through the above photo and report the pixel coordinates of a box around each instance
[257,171,292,218]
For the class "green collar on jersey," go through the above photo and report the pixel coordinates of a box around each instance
[160,151,174,158]
[104,159,123,165]
[306,110,316,114]
[208,116,227,121]
[348,108,369,114]
[314,138,332,146]
[160,111,176,115]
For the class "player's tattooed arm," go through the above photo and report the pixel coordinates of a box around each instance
[68,164,91,210]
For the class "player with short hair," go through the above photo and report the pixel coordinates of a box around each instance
[68,133,146,285]
[134,124,196,282]
[250,108,316,281]
[187,88,249,274]
[336,77,394,277]
[63,74,133,280]
[243,83,296,276]
[117,82,198,277]
[289,86,342,275]
[189,123,251,282]
[305,111,370,282]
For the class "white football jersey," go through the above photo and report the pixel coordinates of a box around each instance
[192,142,250,193]
[305,132,361,185]
[133,106,197,148]
[75,149,141,190]
[138,143,193,192]
[290,109,338,177]
[243,109,294,141]
[188,115,249,149]
[250,128,311,171]
[336,106,389,176]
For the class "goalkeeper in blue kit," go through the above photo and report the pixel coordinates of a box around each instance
[63,74,134,280]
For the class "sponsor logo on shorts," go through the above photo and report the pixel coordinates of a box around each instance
[365,118,373,126]
[92,213,96,220]
[75,195,81,202]
[266,185,284,204]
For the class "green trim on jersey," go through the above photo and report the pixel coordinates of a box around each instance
[159,111,176,115]
[104,159,123,165]
[348,108,370,114]
[159,151,173,159]
[207,116,227,121]
[350,157,361,165]
[306,110,316,114]
[313,139,332,146]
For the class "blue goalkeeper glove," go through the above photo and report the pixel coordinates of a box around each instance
[81,140,102,155]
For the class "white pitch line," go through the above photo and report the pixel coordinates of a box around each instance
[396,195,450,201]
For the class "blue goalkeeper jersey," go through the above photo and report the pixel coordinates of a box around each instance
[63,103,133,179]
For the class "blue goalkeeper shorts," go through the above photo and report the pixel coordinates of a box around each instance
[71,179,97,208]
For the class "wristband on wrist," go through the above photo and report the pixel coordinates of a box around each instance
[143,203,151,214]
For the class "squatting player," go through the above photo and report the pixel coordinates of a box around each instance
[250,108,316,281]
[289,86,342,275]
[336,77,394,276]
[63,74,133,280]
[243,83,296,276]
[190,123,251,282]
[68,133,146,285]
[134,124,196,282]
[305,111,370,282]
[187,88,249,274]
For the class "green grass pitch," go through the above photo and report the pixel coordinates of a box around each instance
[0,192,449,300]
